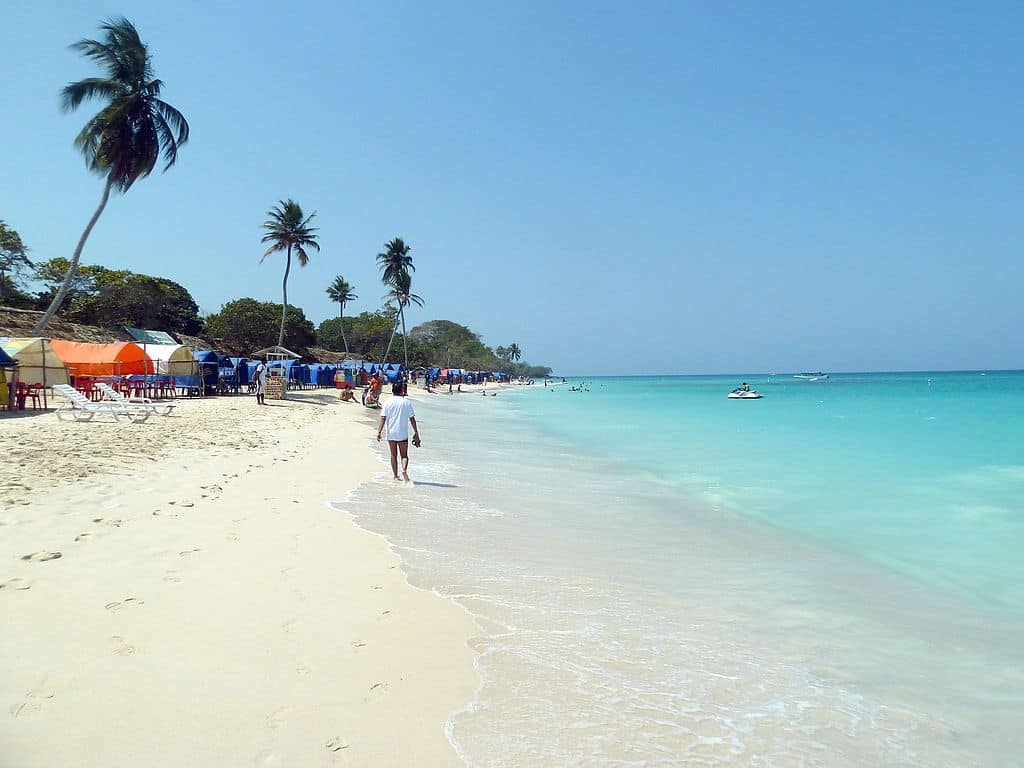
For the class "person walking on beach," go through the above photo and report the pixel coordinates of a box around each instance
[377,381,420,481]
[253,360,267,405]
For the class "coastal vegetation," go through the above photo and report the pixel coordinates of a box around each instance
[261,200,320,348]
[376,237,420,370]
[204,298,316,353]
[0,221,32,307]
[325,276,357,354]
[34,17,190,334]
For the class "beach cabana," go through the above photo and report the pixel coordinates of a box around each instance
[0,347,15,411]
[49,340,148,378]
[144,344,199,376]
[0,337,69,388]
[193,350,223,391]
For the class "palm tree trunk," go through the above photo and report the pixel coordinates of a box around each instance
[339,302,349,354]
[32,177,113,334]
[278,244,292,348]
[400,304,409,371]
[381,312,400,365]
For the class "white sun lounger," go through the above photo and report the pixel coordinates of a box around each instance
[95,382,177,416]
[53,384,150,423]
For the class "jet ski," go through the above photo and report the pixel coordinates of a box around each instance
[728,388,762,399]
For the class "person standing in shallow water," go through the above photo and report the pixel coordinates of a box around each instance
[377,382,421,481]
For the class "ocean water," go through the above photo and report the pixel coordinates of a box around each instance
[337,372,1024,767]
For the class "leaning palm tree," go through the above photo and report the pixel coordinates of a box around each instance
[325,276,357,354]
[376,237,418,369]
[33,17,189,333]
[508,343,522,363]
[380,271,424,367]
[261,199,319,348]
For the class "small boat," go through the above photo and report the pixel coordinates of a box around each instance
[728,388,762,399]
[794,372,829,381]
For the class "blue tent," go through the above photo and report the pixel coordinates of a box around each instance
[309,364,336,386]
[0,347,15,367]
[193,350,223,390]
[227,357,250,385]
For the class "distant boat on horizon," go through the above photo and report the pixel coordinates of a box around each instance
[794,372,829,381]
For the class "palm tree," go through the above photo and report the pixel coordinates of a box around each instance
[380,271,424,366]
[508,343,522,363]
[376,237,418,370]
[325,276,358,354]
[261,200,319,348]
[33,17,189,333]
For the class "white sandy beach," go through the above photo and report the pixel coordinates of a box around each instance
[1,390,478,767]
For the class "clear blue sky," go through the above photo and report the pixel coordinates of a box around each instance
[4,1,1022,374]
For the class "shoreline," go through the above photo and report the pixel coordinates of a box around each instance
[1,389,478,767]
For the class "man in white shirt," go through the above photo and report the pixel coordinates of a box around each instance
[253,361,267,405]
[377,381,421,481]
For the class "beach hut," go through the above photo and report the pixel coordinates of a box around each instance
[0,337,69,389]
[49,340,150,377]
[193,350,223,392]
[144,344,199,376]
[0,347,16,411]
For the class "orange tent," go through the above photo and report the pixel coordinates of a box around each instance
[49,340,152,377]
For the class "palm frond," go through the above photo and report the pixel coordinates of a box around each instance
[63,17,188,189]
[61,77,126,112]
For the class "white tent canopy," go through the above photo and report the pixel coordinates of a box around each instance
[142,344,199,376]
[0,337,70,387]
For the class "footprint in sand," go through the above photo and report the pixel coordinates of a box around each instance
[9,678,54,717]
[363,682,389,703]
[325,737,349,752]
[370,585,382,590]
[179,548,201,557]
[110,635,136,656]
[252,749,284,767]
[295,663,311,677]
[21,551,62,562]
[351,640,366,651]
[280,567,295,577]
[0,577,31,591]
[226,532,240,542]
[105,597,144,612]
[163,570,182,583]
[281,620,297,634]
[74,532,93,542]
[265,706,290,730]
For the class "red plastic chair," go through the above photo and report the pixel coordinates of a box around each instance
[27,384,42,410]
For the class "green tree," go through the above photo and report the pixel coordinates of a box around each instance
[325,276,357,354]
[31,258,201,332]
[317,309,396,359]
[261,199,319,348]
[381,271,424,367]
[33,18,189,333]
[376,237,419,369]
[0,221,33,307]
[508,343,522,362]
[205,298,315,354]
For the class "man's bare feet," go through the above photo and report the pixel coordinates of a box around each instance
[402,471,411,482]
[393,476,401,481]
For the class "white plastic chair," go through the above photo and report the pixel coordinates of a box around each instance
[53,384,149,423]
[96,382,176,417]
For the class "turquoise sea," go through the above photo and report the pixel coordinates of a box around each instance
[338,372,1024,767]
